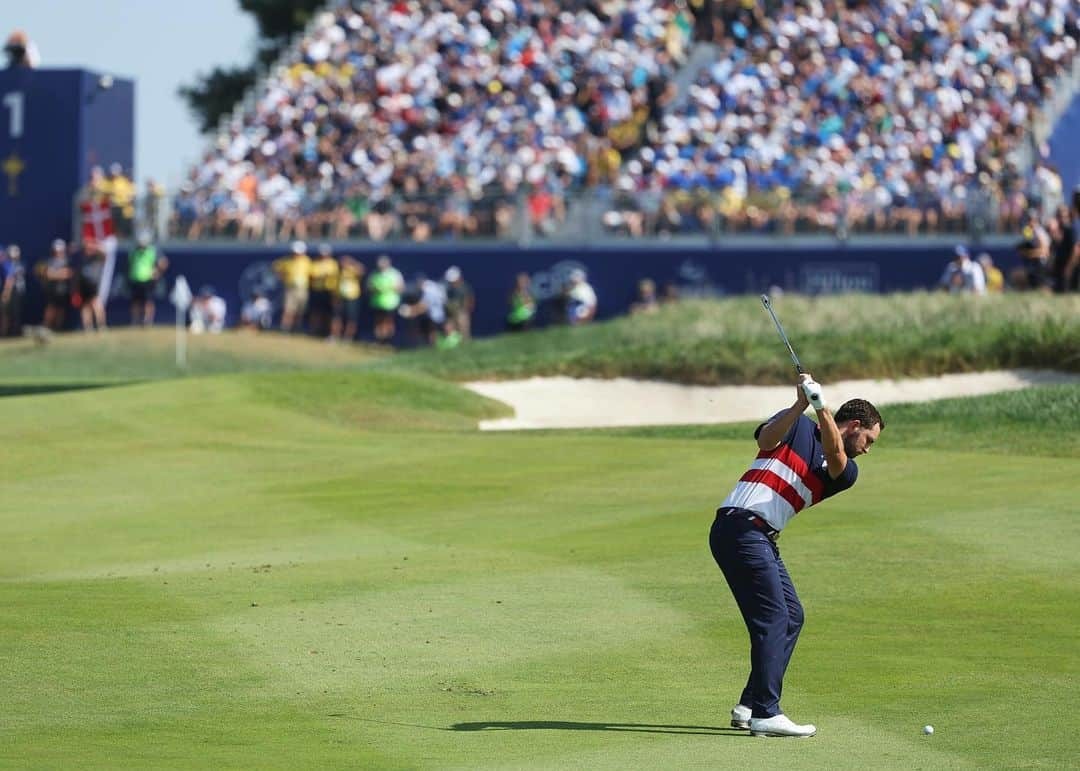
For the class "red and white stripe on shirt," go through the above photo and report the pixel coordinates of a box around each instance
[720,444,825,531]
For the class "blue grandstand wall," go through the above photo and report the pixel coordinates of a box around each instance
[0,68,135,260]
[104,242,1022,342]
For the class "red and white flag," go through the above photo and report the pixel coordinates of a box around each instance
[80,198,115,243]
[78,197,118,302]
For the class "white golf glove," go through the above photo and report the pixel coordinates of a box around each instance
[801,378,826,411]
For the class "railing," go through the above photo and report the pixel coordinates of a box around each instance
[81,181,1037,247]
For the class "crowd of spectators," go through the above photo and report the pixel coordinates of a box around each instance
[940,186,1080,294]
[603,0,1080,237]
[171,0,1079,243]
[264,244,480,345]
[172,0,690,243]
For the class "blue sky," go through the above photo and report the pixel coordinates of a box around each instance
[8,0,258,187]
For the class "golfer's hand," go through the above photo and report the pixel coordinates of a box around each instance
[799,373,826,411]
[795,374,811,410]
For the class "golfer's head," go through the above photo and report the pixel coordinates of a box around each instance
[835,399,884,457]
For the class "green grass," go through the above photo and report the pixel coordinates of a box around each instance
[2,372,1077,769]
[382,293,1080,384]
[0,327,385,388]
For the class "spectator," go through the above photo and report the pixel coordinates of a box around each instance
[1031,161,1065,221]
[506,272,536,332]
[630,278,660,315]
[240,290,273,331]
[307,243,339,337]
[331,255,364,342]
[107,164,136,237]
[1016,211,1052,291]
[272,240,311,332]
[1049,204,1076,293]
[938,245,986,295]
[367,255,404,342]
[190,286,226,333]
[142,178,166,239]
[0,244,26,336]
[565,268,597,325]
[75,240,108,331]
[128,232,169,326]
[4,30,39,69]
[398,273,448,346]
[36,240,73,331]
[977,253,1005,294]
[443,266,474,341]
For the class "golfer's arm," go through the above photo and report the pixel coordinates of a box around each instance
[816,407,849,479]
[756,402,804,450]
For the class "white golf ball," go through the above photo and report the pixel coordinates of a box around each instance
[923,725,934,735]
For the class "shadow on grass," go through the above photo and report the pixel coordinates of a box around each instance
[0,382,125,398]
[450,721,745,737]
[327,716,745,737]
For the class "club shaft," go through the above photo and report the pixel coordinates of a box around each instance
[760,295,805,374]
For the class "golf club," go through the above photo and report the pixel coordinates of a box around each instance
[760,294,822,404]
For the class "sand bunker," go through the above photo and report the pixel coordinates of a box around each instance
[465,370,1080,431]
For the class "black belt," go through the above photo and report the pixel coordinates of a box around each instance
[718,507,780,541]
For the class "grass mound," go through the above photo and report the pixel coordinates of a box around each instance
[0,370,509,449]
[0,327,386,386]
[383,292,1080,384]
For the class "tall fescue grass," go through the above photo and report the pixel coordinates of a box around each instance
[386,292,1080,384]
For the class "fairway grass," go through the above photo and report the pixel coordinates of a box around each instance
[2,374,1077,769]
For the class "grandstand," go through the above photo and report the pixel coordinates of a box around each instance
[161,0,1079,243]
[4,1,1079,338]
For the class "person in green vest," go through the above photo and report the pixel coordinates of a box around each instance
[506,272,536,332]
[367,254,404,342]
[128,232,169,326]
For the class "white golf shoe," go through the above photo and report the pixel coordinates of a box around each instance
[730,704,751,730]
[749,714,817,738]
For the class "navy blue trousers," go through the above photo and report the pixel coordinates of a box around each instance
[709,509,804,718]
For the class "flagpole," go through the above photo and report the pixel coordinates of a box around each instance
[176,303,186,369]
[170,276,192,369]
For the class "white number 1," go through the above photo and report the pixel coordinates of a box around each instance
[3,92,24,139]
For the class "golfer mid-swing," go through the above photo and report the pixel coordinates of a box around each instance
[712,374,883,738]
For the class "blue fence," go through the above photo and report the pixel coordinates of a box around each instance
[89,241,1022,342]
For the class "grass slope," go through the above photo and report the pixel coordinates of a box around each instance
[0,327,385,388]
[382,293,1080,384]
[2,373,1077,769]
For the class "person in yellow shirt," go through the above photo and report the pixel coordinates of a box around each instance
[331,255,365,343]
[307,243,340,338]
[272,241,311,332]
[107,163,136,235]
[977,253,1005,293]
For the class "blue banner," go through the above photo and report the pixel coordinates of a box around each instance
[89,241,1021,342]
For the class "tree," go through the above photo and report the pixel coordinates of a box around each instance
[178,0,326,134]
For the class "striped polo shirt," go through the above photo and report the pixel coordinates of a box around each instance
[721,411,859,531]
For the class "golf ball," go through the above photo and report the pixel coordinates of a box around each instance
[923,725,934,735]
